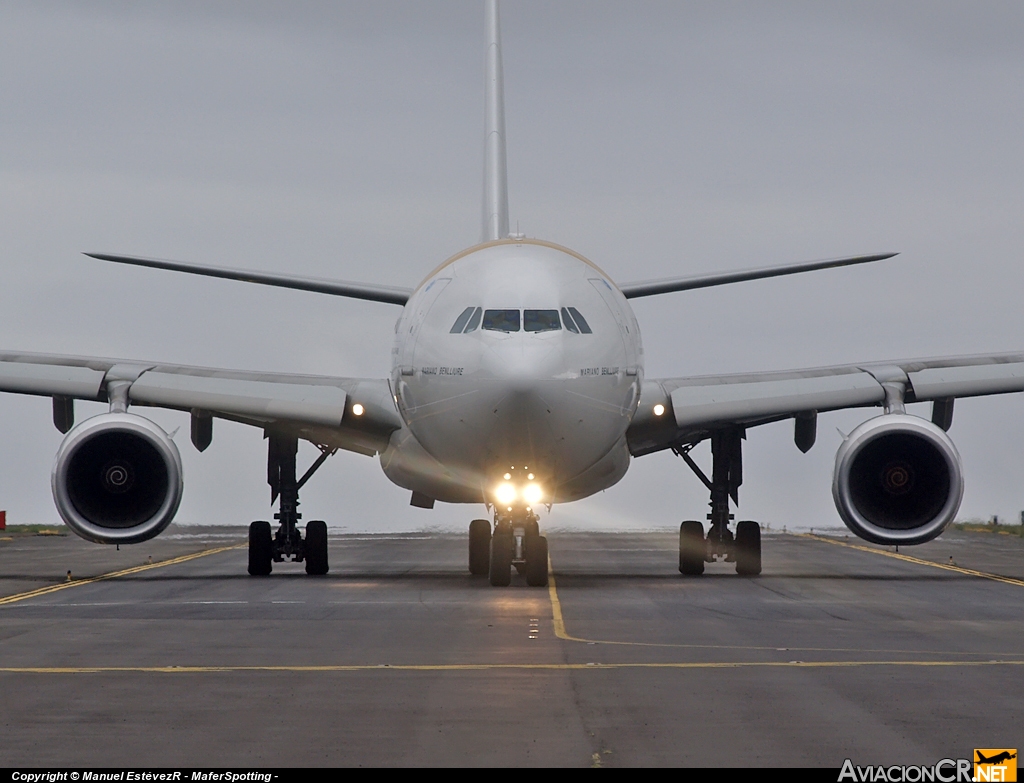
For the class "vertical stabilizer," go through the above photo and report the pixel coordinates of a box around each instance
[483,0,509,242]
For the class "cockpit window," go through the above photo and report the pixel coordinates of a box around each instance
[482,309,520,332]
[450,307,483,334]
[567,307,593,334]
[450,307,475,334]
[524,309,561,332]
[561,307,579,334]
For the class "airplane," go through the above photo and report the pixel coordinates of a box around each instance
[4,0,1024,586]
[976,752,1016,765]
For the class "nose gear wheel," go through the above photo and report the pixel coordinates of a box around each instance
[489,524,513,586]
[469,519,491,575]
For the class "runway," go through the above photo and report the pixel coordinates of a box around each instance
[0,525,1021,767]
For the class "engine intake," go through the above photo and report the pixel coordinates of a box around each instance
[52,413,184,544]
[832,414,963,545]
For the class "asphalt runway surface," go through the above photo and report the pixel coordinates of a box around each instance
[0,524,1022,767]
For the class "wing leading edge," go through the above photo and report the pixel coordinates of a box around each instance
[629,352,1024,456]
[618,253,897,299]
[0,351,403,457]
[85,253,413,306]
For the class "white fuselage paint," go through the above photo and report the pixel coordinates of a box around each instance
[379,238,643,506]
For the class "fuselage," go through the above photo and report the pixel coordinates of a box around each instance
[380,238,643,506]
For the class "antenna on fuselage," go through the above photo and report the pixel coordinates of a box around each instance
[483,0,509,242]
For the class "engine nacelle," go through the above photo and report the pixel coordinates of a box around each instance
[832,413,963,545]
[51,413,184,545]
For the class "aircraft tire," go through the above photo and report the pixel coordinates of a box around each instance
[735,520,762,576]
[489,532,513,587]
[525,534,548,587]
[304,520,329,575]
[469,519,491,575]
[248,520,273,576]
[679,520,705,575]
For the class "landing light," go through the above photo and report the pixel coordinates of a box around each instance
[352,403,365,416]
[653,404,665,417]
[527,473,534,480]
[523,483,543,505]
[503,472,511,480]
[495,482,517,505]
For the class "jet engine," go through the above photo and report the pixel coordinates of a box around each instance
[832,413,963,545]
[51,413,184,544]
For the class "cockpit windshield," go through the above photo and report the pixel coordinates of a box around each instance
[524,310,561,332]
[482,309,520,332]
[451,307,590,334]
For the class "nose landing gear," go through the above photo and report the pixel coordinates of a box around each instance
[468,506,548,587]
[674,429,762,576]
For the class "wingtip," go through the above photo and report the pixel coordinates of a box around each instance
[861,252,899,263]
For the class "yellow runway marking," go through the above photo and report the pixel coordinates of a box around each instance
[0,544,245,606]
[0,660,1022,674]
[544,549,1024,656]
[546,554,573,640]
[803,534,1024,588]
[2,544,1021,675]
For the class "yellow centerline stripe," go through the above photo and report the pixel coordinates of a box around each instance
[803,534,1024,587]
[546,554,575,641]
[0,660,1022,674]
[0,543,244,606]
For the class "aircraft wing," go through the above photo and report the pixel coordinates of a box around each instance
[85,253,413,305]
[617,253,896,299]
[0,350,402,456]
[628,351,1024,456]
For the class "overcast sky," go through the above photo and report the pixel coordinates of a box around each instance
[2,1,1024,536]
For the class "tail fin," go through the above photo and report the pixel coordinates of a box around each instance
[482,0,509,242]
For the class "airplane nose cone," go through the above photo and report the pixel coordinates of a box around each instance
[481,338,561,385]
[476,338,566,469]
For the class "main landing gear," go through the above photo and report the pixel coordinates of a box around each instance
[248,434,334,577]
[673,429,762,576]
[468,507,548,587]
